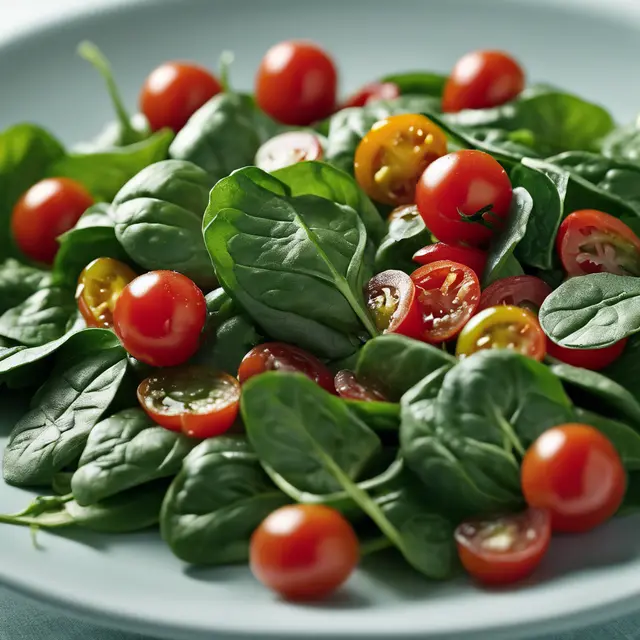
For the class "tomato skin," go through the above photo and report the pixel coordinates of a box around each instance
[238,343,335,393]
[334,370,387,402]
[250,504,359,600]
[455,509,551,586]
[113,270,206,368]
[256,41,337,126]
[416,150,513,248]
[522,424,626,533]
[478,275,552,314]
[546,339,627,372]
[557,209,640,277]
[11,178,94,264]
[255,131,323,173]
[140,62,222,132]
[342,82,400,108]
[413,243,487,278]
[443,50,525,113]
[410,260,481,343]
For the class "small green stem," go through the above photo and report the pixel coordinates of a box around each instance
[491,405,525,457]
[360,537,393,557]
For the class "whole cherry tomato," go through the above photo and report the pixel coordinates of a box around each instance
[342,82,400,108]
[546,339,628,371]
[334,370,387,402]
[478,275,552,314]
[255,131,323,173]
[413,242,487,278]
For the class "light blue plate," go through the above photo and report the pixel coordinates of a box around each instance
[3,1,640,638]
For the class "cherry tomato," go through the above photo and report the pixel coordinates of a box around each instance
[255,131,323,173]
[413,243,487,278]
[113,270,206,367]
[238,343,335,393]
[410,260,480,343]
[557,209,640,277]
[456,305,546,361]
[334,370,387,402]
[416,150,513,248]
[342,82,400,108]
[522,424,626,533]
[443,50,525,113]
[140,62,222,132]
[137,366,240,438]
[455,509,551,586]
[76,257,137,329]
[255,41,337,126]
[546,338,628,371]
[355,114,447,206]
[11,178,94,264]
[478,275,552,314]
[364,270,423,339]
[250,504,359,600]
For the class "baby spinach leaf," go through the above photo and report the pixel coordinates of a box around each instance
[604,334,640,404]
[160,437,288,565]
[601,123,640,164]
[485,254,525,285]
[113,159,216,288]
[539,273,640,348]
[0,259,52,314]
[344,400,400,434]
[203,167,377,360]
[379,71,447,97]
[71,408,196,506]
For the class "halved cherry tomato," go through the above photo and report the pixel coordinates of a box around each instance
[238,342,335,393]
[334,370,387,402]
[355,114,447,206]
[113,270,206,367]
[443,50,525,113]
[255,131,323,173]
[140,62,222,132]
[137,365,240,438]
[522,424,626,533]
[364,270,423,339]
[11,178,94,264]
[416,150,513,248]
[342,82,400,108]
[76,257,137,328]
[478,276,552,314]
[413,243,487,278]
[557,209,640,277]
[456,305,546,361]
[250,504,359,600]
[410,260,480,343]
[455,509,551,586]
[256,41,337,126]
[546,338,628,371]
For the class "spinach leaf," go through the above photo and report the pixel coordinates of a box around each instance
[485,254,525,284]
[380,71,447,97]
[0,259,52,314]
[601,123,640,164]
[344,400,400,434]
[355,334,456,402]
[3,343,128,486]
[203,166,377,360]
[160,437,288,565]
[169,93,278,183]
[113,159,216,288]
[71,408,196,506]
[604,334,640,403]
[482,187,533,286]
[539,274,640,348]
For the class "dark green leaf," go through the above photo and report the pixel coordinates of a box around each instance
[380,72,447,97]
[344,400,400,434]
[601,123,640,164]
[604,334,640,404]
[0,259,52,314]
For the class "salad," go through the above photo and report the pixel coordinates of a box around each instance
[0,40,639,600]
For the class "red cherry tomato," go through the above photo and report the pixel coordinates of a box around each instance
[443,50,525,113]
[410,260,481,343]
[11,178,94,264]
[416,150,513,248]
[334,370,387,402]
[342,82,400,108]
[557,209,640,277]
[238,343,335,393]
[455,509,551,586]
[364,270,423,339]
[255,41,337,126]
[140,62,222,132]
[113,270,206,368]
[250,504,359,601]
[546,339,628,372]
[522,424,626,533]
[478,276,553,314]
[255,131,323,173]
[413,242,487,278]
[137,366,240,438]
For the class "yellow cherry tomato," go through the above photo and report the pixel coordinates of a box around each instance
[76,257,137,328]
[456,305,546,361]
[354,114,447,206]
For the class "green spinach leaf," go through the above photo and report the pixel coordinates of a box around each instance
[601,123,640,164]
[0,259,52,314]
[603,334,640,404]
[380,72,447,97]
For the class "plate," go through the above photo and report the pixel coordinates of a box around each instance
[3,1,640,638]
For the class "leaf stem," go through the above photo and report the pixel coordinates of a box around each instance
[491,405,525,457]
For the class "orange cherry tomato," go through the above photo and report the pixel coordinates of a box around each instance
[355,114,447,206]
[334,370,387,402]
[546,339,628,372]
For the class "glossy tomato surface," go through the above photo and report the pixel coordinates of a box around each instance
[413,242,487,278]
[255,131,323,173]
[334,370,387,402]
[342,82,400,108]
[478,276,552,314]
[546,339,628,371]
